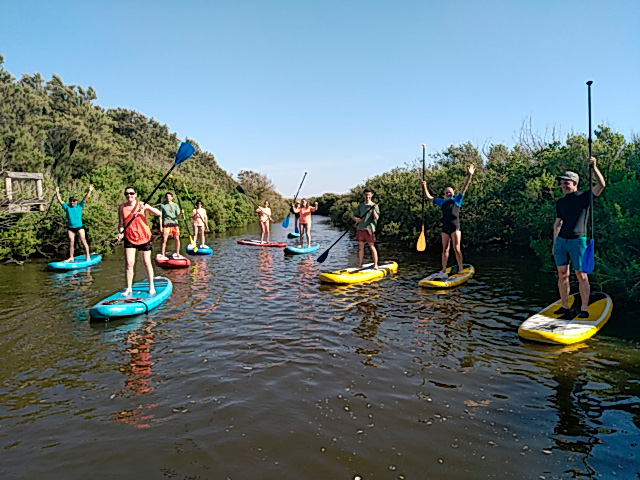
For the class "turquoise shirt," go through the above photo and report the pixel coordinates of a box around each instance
[61,201,85,228]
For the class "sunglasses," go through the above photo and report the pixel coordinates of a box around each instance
[125,191,136,196]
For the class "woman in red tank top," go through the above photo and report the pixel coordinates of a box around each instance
[291,198,318,248]
[115,186,162,295]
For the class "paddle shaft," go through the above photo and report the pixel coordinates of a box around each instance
[587,81,594,241]
[170,179,192,237]
[182,184,208,229]
[421,144,425,222]
[283,172,308,227]
[236,186,274,221]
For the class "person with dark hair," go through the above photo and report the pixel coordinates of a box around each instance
[352,188,379,269]
[421,164,475,279]
[552,156,605,317]
[115,187,162,296]
[256,200,273,244]
[291,198,318,248]
[192,199,210,248]
[55,184,94,262]
[159,191,183,258]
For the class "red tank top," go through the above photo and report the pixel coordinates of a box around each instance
[122,201,152,245]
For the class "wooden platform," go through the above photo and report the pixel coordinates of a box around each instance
[1,171,47,213]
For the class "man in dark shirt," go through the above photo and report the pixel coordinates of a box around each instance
[553,156,606,317]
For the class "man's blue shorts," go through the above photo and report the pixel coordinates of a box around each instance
[554,237,587,272]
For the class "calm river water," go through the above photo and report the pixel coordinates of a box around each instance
[1,217,639,479]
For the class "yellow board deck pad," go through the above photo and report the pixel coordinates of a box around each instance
[419,264,475,289]
[318,261,398,285]
[518,292,613,345]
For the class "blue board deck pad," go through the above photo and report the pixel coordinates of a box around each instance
[89,277,172,321]
[186,245,213,255]
[47,253,102,271]
[284,244,320,255]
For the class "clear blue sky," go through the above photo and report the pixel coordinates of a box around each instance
[1,0,638,197]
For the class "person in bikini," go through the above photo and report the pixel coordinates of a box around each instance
[55,184,94,262]
[159,192,183,258]
[421,164,475,279]
[192,199,210,248]
[352,188,379,269]
[552,156,605,317]
[256,200,273,244]
[291,198,318,248]
[115,187,162,295]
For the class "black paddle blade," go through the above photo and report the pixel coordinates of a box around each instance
[236,185,245,195]
[317,250,329,263]
[69,140,78,156]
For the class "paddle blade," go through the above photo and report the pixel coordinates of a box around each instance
[282,214,290,228]
[317,249,329,263]
[236,185,245,195]
[582,239,595,274]
[69,140,78,156]
[175,142,195,165]
[416,227,426,252]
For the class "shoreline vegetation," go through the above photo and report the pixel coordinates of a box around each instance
[2,59,639,301]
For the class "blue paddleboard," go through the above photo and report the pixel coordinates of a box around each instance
[89,277,172,320]
[186,244,213,255]
[47,253,102,271]
[284,244,320,255]
[287,232,300,238]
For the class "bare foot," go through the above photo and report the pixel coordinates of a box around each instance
[66,257,74,263]
[122,289,133,296]
[148,289,156,295]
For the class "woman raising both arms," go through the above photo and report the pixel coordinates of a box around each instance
[291,198,318,248]
[115,186,162,295]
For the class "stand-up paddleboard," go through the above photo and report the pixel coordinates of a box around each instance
[186,244,213,255]
[284,244,320,255]
[287,232,300,238]
[237,239,287,248]
[419,264,475,289]
[89,277,173,321]
[47,253,102,271]
[319,261,398,285]
[155,253,191,268]
[518,292,613,345]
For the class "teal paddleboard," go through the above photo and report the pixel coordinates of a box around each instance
[287,232,300,238]
[186,244,213,255]
[47,253,102,271]
[284,244,320,255]
[90,277,172,320]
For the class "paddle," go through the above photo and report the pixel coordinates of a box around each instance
[235,185,275,222]
[170,176,196,252]
[582,80,595,274]
[182,183,209,244]
[41,140,78,221]
[283,172,308,228]
[115,142,195,243]
[317,197,378,264]
[416,143,427,252]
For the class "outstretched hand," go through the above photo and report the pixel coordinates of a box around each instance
[468,164,475,175]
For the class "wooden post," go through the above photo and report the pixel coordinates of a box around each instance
[36,179,44,211]
[4,176,11,201]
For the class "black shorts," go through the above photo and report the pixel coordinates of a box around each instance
[124,238,153,251]
[442,225,460,235]
[68,226,85,234]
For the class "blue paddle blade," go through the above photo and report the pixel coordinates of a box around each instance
[582,239,595,274]
[175,142,195,165]
[282,214,290,228]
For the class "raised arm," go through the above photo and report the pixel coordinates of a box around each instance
[421,181,435,202]
[55,187,63,204]
[459,164,475,196]
[589,157,606,196]
[291,203,300,214]
[310,201,318,212]
[83,184,94,202]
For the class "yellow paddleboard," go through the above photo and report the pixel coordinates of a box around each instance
[419,264,475,289]
[319,261,398,285]
[518,292,613,345]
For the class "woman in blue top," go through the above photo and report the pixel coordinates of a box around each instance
[421,164,474,278]
[55,184,94,262]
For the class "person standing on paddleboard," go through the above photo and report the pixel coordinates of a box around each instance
[115,187,162,296]
[159,192,183,259]
[192,199,210,248]
[55,184,94,263]
[256,200,273,244]
[352,188,380,269]
[553,156,605,318]
[292,200,301,232]
[421,164,475,278]
[291,198,318,248]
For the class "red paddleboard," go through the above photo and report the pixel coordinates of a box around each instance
[155,254,191,268]
[237,239,287,248]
